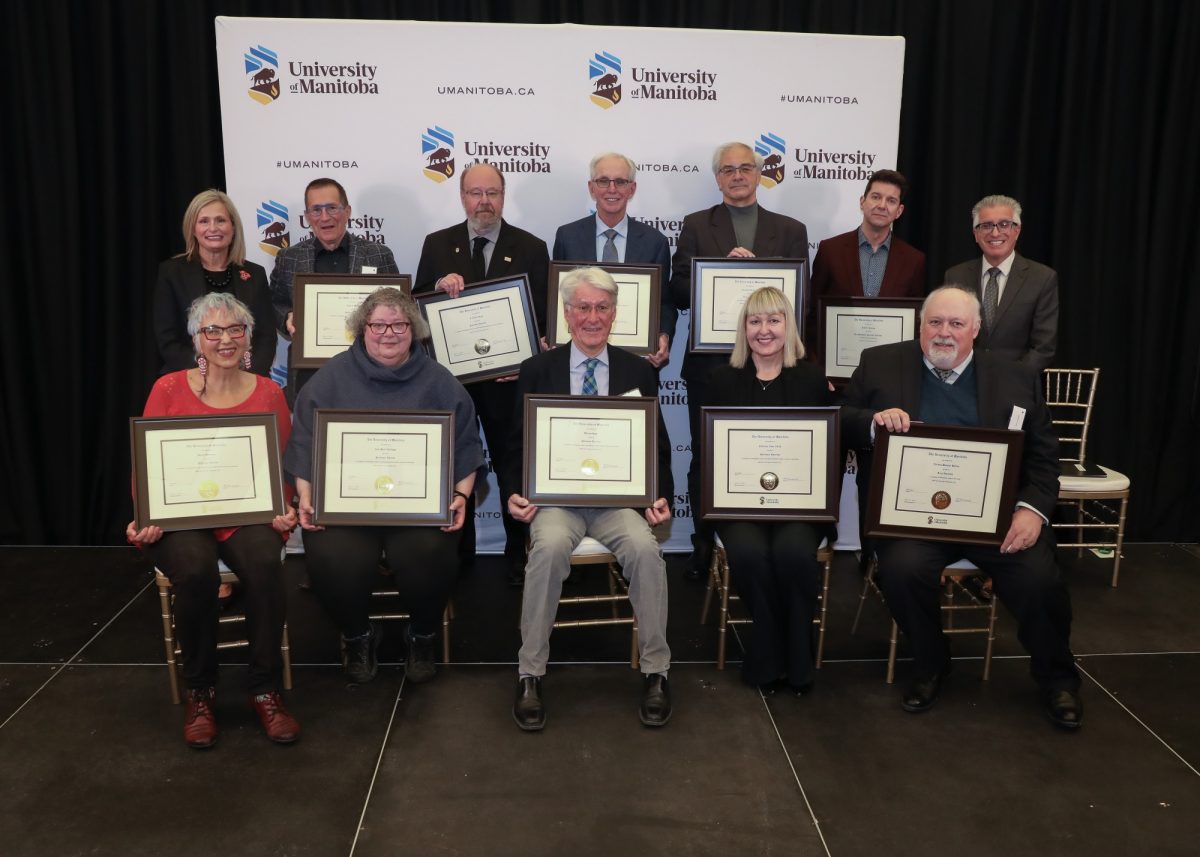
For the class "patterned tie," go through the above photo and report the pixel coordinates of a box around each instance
[471,235,488,282]
[581,357,599,395]
[601,229,619,263]
[934,367,955,383]
[983,266,1000,333]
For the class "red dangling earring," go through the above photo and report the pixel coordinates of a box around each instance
[197,355,208,377]
[242,350,252,370]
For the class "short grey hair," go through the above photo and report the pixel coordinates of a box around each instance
[922,285,981,323]
[346,287,430,341]
[559,266,618,305]
[589,152,637,182]
[711,142,764,175]
[186,292,255,338]
[971,194,1023,227]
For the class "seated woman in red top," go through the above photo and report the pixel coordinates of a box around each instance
[126,292,299,749]
[704,287,832,696]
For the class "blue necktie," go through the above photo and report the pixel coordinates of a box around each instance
[581,357,599,395]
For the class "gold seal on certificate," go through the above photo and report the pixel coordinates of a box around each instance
[760,472,779,491]
[198,480,220,500]
[581,458,600,476]
[374,475,395,494]
[931,490,951,509]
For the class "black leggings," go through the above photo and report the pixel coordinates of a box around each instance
[145,526,286,692]
[302,526,460,638]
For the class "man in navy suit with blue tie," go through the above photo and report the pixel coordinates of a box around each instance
[552,152,676,369]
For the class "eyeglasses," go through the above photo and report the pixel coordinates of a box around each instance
[717,164,759,177]
[199,324,247,340]
[305,204,346,218]
[566,302,615,316]
[463,189,503,201]
[591,178,632,189]
[365,321,410,335]
[974,220,1018,233]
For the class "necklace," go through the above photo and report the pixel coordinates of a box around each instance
[202,265,233,291]
[757,377,775,391]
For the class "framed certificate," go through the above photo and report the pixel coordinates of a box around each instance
[292,274,413,368]
[866,423,1025,545]
[416,275,540,384]
[699,407,840,521]
[311,409,454,527]
[820,297,923,381]
[522,394,657,508]
[131,413,284,530]
[689,257,806,353]
[545,261,662,354]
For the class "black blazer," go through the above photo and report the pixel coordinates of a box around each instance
[152,255,277,377]
[841,340,1060,518]
[501,344,673,507]
[704,361,832,409]
[414,219,551,333]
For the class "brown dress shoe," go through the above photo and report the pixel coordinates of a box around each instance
[252,691,301,744]
[183,687,218,749]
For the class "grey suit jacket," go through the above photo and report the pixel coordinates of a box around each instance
[671,203,809,381]
[551,214,677,337]
[943,253,1058,371]
[268,233,399,331]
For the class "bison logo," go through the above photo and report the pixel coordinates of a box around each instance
[756,132,787,188]
[256,200,290,256]
[245,45,281,106]
[589,51,622,110]
[422,126,456,184]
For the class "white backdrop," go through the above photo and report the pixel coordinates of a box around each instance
[215,17,905,552]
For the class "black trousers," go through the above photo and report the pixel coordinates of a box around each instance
[716,520,822,687]
[683,363,716,560]
[461,378,526,566]
[145,525,286,692]
[875,530,1080,690]
[303,525,459,638]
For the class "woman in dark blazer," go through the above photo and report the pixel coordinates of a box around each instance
[153,189,277,377]
[704,287,832,695]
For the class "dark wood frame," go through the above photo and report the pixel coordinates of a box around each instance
[688,256,806,353]
[866,423,1024,545]
[415,274,540,384]
[131,413,284,530]
[311,409,454,527]
[291,273,413,369]
[818,296,923,382]
[699,406,840,521]
[545,261,662,355]
[522,394,657,508]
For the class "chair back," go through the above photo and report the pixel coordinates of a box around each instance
[1043,368,1099,463]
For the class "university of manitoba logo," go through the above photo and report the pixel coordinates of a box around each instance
[244,45,281,105]
[421,126,456,184]
[256,200,289,256]
[756,131,787,188]
[588,51,622,109]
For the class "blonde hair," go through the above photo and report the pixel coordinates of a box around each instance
[181,189,247,265]
[729,287,804,368]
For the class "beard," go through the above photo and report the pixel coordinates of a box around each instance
[925,338,961,369]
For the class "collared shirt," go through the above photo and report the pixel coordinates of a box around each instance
[980,251,1016,303]
[858,226,893,297]
[314,233,350,273]
[594,214,629,263]
[569,342,610,396]
[467,222,503,274]
[921,350,975,384]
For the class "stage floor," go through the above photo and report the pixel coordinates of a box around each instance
[1,543,1198,855]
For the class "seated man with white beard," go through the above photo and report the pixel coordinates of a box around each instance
[841,286,1083,730]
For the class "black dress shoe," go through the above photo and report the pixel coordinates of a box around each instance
[512,676,545,731]
[1045,689,1083,730]
[901,668,948,713]
[639,674,672,727]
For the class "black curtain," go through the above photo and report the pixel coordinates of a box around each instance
[3,1,1196,544]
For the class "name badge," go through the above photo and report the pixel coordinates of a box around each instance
[1008,406,1026,430]
[361,266,378,275]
